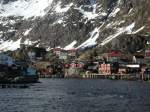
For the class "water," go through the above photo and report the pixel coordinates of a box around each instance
[0,79,150,112]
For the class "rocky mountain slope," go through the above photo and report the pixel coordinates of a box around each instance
[0,0,149,53]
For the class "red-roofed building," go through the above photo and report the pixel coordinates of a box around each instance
[108,50,122,62]
[53,48,63,56]
[109,50,122,57]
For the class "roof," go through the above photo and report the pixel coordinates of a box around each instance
[126,64,140,68]
[109,50,122,57]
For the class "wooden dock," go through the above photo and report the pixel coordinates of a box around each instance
[39,72,150,81]
[81,73,148,81]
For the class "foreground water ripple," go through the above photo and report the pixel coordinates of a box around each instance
[0,79,150,112]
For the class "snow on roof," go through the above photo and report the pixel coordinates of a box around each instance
[77,27,99,49]
[0,38,21,51]
[64,40,77,50]
[100,22,135,46]
[126,64,140,68]
[0,0,53,19]
[55,2,73,13]
[23,28,32,36]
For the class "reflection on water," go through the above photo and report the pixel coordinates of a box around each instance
[0,79,150,112]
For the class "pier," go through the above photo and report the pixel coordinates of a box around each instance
[81,73,150,81]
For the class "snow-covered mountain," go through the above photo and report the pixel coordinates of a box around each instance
[0,0,149,53]
[0,0,53,18]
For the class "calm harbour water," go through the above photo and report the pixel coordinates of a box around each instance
[0,79,150,112]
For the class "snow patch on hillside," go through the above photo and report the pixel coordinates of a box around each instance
[0,38,40,51]
[0,38,21,51]
[106,20,125,28]
[0,0,53,19]
[24,28,32,36]
[0,19,16,26]
[55,2,73,13]
[109,8,120,17]
[77,27,99,48]
[64,40,77,50]
[75,7,99,20]
[53,18,65,25]
[24,39,39,45]
[100,22,135,46]
[129,26,145,34]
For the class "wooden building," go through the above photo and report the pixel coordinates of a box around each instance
[145,50,150,59]
[108,50,122,62]
[53,48,63,56]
